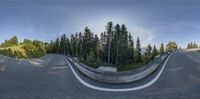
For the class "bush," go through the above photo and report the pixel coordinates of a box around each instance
[0,48,15,58]
[23,44,46,58]
[84,51,98,68]
[14,51,25,59]
[117,63,144,71]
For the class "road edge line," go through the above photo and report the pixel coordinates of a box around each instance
[64,53,173,92]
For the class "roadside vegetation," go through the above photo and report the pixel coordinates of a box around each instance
[0,36,48,59]
[0,22,178,70]
[0,22,178,71]
[48,21,178,71]
[187,42,199,49]
[186,42,200,53]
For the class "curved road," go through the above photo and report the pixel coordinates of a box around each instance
[0,51,200,99]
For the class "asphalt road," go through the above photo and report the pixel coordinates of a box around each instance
[0,51,200,99]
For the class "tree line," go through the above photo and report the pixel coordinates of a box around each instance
[0,36,48,58]
[0,36,18,47]
[187,42,199,49]
[0,22,179,64]
[48,22,177,67]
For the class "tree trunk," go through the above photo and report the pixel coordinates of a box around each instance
[108,40,111,64]
[115,40,119,66]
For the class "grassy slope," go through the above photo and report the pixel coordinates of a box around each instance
[0,45,27,57]
[117,63,144,71]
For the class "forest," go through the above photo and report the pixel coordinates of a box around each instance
[48,22,178,70]
[0,22,179,70]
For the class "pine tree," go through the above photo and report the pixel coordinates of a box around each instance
[105,22,113,64]
[152,45,158,59]
[99,32,107,62]
[145,43,152,61]
[78,32,83,58]
[66,38,71,55]
[71,34,76,57]
[120,24,128,64]
[83,27,93,60]
[12,36,18,45]
[160,43,164,54]
[63,34,67,55]
[92,34,100,59]
[48,22,174,67]
[135,37,142,63]
[114,24,120,66]
[55,37,60,54]
[60,34,67,55]
[127,33,134,64]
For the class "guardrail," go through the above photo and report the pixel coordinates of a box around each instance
[66,53,170,83]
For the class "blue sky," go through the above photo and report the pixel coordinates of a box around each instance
[0,0,200,48]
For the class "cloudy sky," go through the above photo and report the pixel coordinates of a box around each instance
[0,0,200,48]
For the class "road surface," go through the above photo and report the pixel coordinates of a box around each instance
[0,50,200,99]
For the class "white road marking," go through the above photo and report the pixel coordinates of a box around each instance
[0,56,5,62]
[52,66,68,69]
[186,55,200,64]
[64,53,173,92]
[47,57,53,63]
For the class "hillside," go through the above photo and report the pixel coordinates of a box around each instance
[0,45,27,58]
[0,36,48,59]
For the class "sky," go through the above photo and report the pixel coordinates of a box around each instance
[0,0,200,48]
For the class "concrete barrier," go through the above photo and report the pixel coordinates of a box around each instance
[66,53,170,83]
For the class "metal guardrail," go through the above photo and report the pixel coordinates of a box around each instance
[67,53,170,83]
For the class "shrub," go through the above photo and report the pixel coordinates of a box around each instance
[22,44,46,58]
[84,51,98,68]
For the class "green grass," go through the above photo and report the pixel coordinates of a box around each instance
[0,45,27,57]
[79,57,145,71]
[117,63,144,72]
[0,44,46,59]
[79,58,113,68]
[6,45,27,57]
[80,58,144,71]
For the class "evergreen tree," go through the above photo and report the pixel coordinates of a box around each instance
[71,34,76,56]
[187,42,198,49]
[12,36,18,45]
[83,27,93,60]
[78,32,83,58]
[60,35,64,54]
[188,43,191,49]
[23,38,32,45]
[63,34,67,55]
[145,43,152,61]
[93,34,100,59]
[47,22,174,68]
[114,24,120,66]
[135,37,142,63]
[152,45,158,59]
[120,24,128,64]
[55,37,60,54]
[66,38,71,55]
[127,33,134,64]
[99,32,107,62]
[105,22,113,64]
[160,43,164,54]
